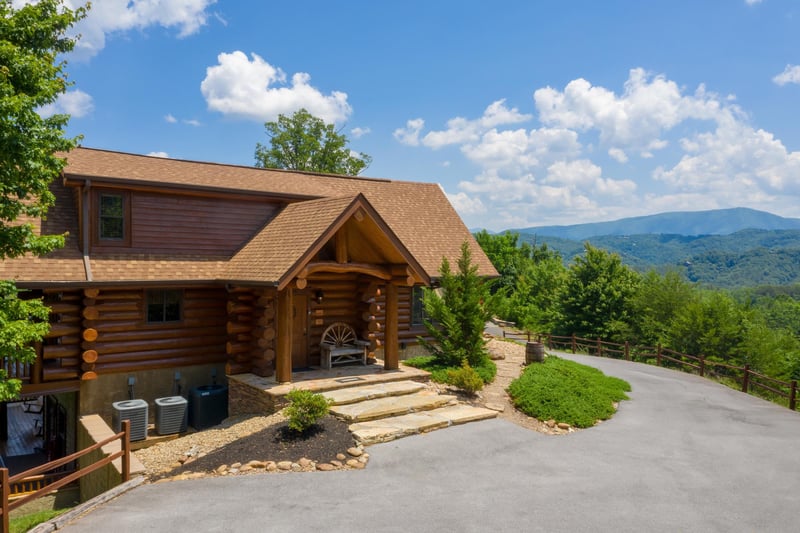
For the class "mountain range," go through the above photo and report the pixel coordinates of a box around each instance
[512,207,800,240]
[499,208,800,288]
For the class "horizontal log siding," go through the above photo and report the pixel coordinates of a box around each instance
[83,287,227,375]
[41,290,83,382]
[307,276,362,365]
[127,192,279,255]
[373,286,432,346]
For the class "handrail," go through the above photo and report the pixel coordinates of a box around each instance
[500,328,798,412]
[1,420,131,532]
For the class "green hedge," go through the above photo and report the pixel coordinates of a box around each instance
[508,356,630,428]
[404,355,497,385]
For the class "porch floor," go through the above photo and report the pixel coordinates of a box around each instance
[228,361,430,405]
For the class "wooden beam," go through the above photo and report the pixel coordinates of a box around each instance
[275,288,293,383]
[301,261,392,280]
[384,283,399,370]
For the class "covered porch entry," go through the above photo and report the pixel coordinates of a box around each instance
[224,193,429,388]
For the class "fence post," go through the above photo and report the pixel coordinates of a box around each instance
[571,333,576,354]
[699,355,705,377]
[596,337,602,357]
[742,365,750,393]
[527,331,531,342]
[121,420,131,482]
[2,467,9,533]
[656,344,662,366]
[624,341,630,361]
[547,333,553,350]
[790,380,797,411]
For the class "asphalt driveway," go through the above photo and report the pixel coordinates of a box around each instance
[61,353,800,532]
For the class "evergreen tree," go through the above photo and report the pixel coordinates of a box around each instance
[419,241,493,368]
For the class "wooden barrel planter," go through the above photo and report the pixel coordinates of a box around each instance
[525,342,545,364]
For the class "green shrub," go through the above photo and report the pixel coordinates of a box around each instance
[284,389,331,433]
[446,361,485,393]
[405,355,496,386]
[507,356,630,428]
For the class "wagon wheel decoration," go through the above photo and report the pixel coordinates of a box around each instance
[322,322,357,347]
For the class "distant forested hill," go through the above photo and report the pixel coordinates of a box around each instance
[518,229,800,288]
[515,207,800,240]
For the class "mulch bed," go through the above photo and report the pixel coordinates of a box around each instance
[158,416,355,478]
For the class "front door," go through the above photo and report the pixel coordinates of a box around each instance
[291,292,309,369]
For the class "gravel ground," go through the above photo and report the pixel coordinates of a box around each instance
[134,336,562,480]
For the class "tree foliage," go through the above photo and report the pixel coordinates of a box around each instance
[0,0,86,400]
[254,108,372,175]
[556,244,640,341]
[418,241,494,369]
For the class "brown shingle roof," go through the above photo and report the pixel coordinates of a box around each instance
[3,147,497,285]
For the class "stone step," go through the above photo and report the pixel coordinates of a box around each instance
[330,391,457,422]
[349,404,499,445]
[321,380,427,406]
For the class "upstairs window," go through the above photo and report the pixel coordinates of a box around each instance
[99,193,124,240]
[147,290,182,323]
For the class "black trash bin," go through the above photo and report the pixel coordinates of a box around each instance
[188,384,228,429]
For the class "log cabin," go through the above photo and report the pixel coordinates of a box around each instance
[0,147,496,456]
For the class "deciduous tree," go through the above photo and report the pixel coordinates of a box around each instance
[0,0,86,400]
[254,108,371,175]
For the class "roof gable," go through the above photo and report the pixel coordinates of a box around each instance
[225,194,428,289]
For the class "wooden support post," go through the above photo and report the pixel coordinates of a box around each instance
[699,355,705,377]
[2,466,9,533]
[384,283,399,371]
[571,333,576,354]
[742,364,750,393]
[790,380,797,411]
[596,337,602,357]
[336,229,348,264]
[276,288,293,383]
[121,419,131,482]
[624,341,630,361]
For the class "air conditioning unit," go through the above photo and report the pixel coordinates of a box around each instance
[155,396,188,435]
[112,399,148,441]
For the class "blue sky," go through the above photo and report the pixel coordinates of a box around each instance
[31,0,800,231]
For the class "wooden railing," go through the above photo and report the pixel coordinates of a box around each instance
[0,420,131,532]
[502,330,799,411]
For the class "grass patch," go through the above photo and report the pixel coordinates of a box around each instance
[508,356,631,428]
[404,355,497,385]
[10,508,65,533]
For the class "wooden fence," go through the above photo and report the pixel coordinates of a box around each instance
[502,330,798,411]
[0,420,131,532]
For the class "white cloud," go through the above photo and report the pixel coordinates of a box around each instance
[745,0,763,5]
[38,89,94,118]
[608,148,628,163]
[773,65,800,86]
[147,151,170,158]
[394,118,425,146]
[200,51,351,124]
[401,68,800,230]
[53,0,217,60]
[184,119,201,127]
[535,68,723,157]
[164,114,178,123]
[350,127,371,138]
[422,99,532,149]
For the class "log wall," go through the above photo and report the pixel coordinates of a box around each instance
[225,287,276,377]
[81,287,227,376]
[41,289,83,382]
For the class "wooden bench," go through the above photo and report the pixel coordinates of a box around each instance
[319,322,370,370]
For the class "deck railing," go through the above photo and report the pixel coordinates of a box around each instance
[502,329,798,411]
[0,420,131,532]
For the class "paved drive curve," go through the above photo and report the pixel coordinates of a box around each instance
[62,353,800,532]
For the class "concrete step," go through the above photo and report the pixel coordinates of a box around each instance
[330,391,457,422]
[321,380,427,406]
[349,404,499,445]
